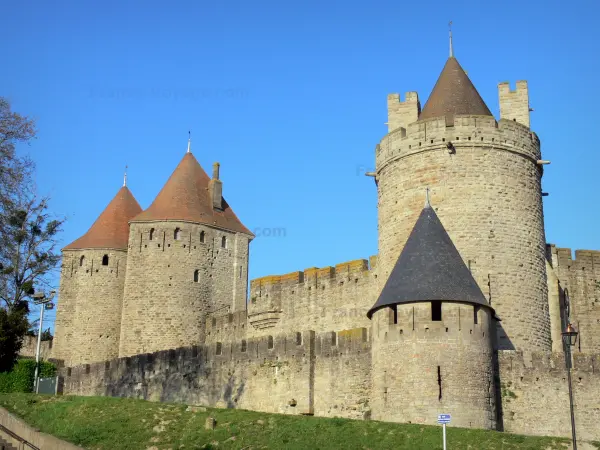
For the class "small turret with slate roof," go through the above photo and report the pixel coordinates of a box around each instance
[369,191,498,430]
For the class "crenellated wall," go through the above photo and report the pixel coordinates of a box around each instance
[247,257,378,337]
[498,350,600,441]
[62,327,371,419]
[546,245,600,354]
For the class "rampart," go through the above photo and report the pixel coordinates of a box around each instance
[547,245,600,353]
[246,257,378,338]
[18,336,54,360]
[498,350,600,441]
[62,327,372,420]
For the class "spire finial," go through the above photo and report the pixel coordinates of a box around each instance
[425,187,431,208]
[123,165,128,187]
[187,130,191,153]
[449,21,454,58]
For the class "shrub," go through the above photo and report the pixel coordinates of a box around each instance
[0,359,56,393]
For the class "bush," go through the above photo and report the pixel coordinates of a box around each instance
[0,359,56,393]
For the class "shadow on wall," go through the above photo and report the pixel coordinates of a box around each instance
[496,322,515,351]
[224,375,245,409]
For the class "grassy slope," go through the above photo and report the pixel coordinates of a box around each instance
[0,394,574,450]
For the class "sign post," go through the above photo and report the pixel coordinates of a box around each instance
[437,413,451,450]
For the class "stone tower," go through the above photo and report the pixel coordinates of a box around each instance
[118,146,254,357]
[368,200,497,429]
[377,54,550,351]
[53,182,142,366]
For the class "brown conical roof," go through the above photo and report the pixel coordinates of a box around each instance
[64,186,142,250]
[419,57,492,121]
[131,152,253,236]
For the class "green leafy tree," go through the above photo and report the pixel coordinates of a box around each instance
[0,97,63,372]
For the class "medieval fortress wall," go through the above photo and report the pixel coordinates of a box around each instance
[48,59,600,441]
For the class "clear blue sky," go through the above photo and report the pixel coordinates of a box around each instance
[2,0,599,329]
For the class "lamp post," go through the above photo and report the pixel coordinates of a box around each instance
[31,290,55,393]
[562,323,578,450]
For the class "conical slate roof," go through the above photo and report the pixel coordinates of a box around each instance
[419,57,492,121]
[64,186,142,251]
[132,152,253,236]
[367,202,492,319]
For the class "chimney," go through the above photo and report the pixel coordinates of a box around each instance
[209,162,223,210]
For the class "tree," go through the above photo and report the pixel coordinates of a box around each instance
[0,97,63,371]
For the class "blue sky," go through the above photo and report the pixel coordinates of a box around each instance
[2,0,599,329]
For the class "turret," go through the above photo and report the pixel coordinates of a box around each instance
[53,176,142,366]
[118,141,254,357]
[368,198,498,429]
[375,51,550,352]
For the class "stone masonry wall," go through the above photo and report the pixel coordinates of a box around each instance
[547,245,600,354]
[371,302,497,429]
[499,350,600,441]
[246,257,377,338]
[376,115,551,352]
[498,81,530,128]
[19,336,53,360]
[62,328,371,420]
[119,221,249,357]
[53,248,128,366]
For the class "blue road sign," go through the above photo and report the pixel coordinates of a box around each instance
[437,413,451,424]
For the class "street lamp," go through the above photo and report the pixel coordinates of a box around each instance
[561,322,578,450]
[31,290,56,392]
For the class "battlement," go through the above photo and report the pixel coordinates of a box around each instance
[249,256,376,292]
[549,245,600,271]
[499,350,599,375]
[498,81,530,128]
[205,310,248,344]
[376,114,541,172]
[387,91,420,133]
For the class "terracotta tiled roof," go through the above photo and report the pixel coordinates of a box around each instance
[131,152,253,236]
[419,57,492,121]
[63,186,142,250]
[367,202,494,319]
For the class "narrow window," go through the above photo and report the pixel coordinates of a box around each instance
[473,305,480,324]
[221,236,227,249]
[149,228,154,240]
[331,332,337,346]
[193,269,199,283]
[268,336,274,349]
[389,305,398,324]
[241,340,247,352]
[239,266,243,279]
[174,227,181,240]
[296,332,302,345]
[432,301,442,321]
[102,254,109,266]
[437,366,442,401]
[79,255,85,266]
[216,342,222,355]
[200,230,205,243]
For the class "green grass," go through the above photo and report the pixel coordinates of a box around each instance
[0,393,572,450]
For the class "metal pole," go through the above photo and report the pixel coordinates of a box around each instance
[443,423,447,450]
[565,344,577,450]
[33,302,44,393]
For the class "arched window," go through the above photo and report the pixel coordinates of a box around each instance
[79,255,85,267]
[193,269,199,283]
[200,231,205,243]
[221,236,227,249]
[102,254,109,266]
[149,228,154,240]
[174,228,181,240]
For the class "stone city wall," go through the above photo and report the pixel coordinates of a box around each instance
[62,327,371,420]
[498,350,600,441]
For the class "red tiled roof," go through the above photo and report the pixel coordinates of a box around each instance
[63,186,142,250]
[419,57,492,121]
[131,152,253,236]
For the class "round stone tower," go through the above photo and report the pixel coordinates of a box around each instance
[376,54,550,351]
[118,144,254,357]
[368,200,497,429]
[53,181,142,366]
